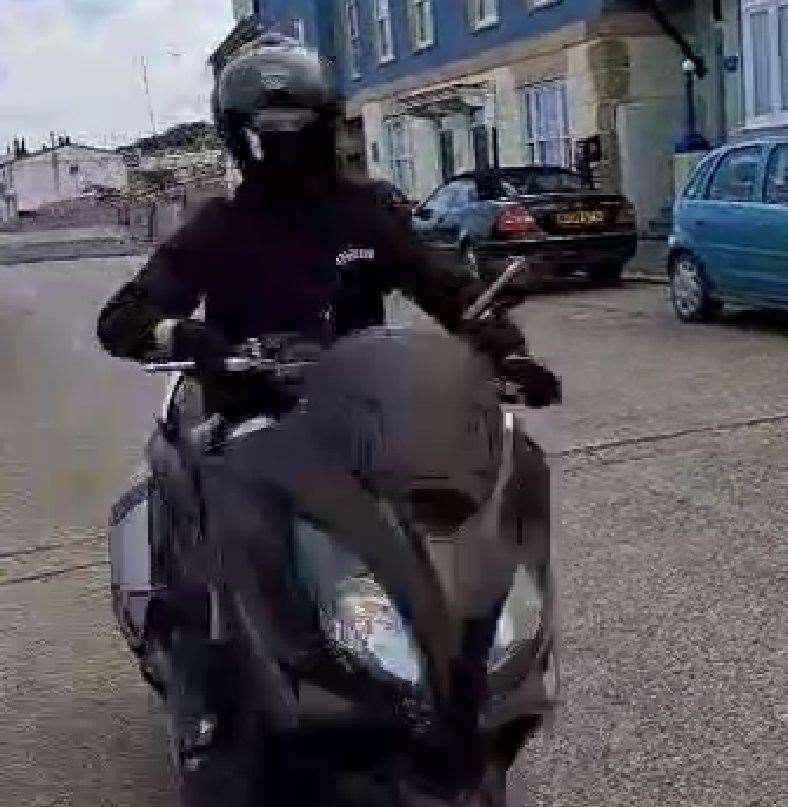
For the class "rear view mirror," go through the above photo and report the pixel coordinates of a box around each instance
[413,207,433,220]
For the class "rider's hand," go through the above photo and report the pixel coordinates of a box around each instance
[168,320,232,374]
[500,355,561,408]
[461,317,560,407]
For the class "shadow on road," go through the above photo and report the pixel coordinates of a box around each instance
[715,308,788,337]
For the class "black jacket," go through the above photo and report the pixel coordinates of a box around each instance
[98,175,482,359]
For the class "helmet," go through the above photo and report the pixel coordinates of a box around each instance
[213,32,337,169]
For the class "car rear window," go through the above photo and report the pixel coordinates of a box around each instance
[499,169,584,195]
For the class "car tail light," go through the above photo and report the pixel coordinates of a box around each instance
[614,201,636,227]
[495,205,541,237]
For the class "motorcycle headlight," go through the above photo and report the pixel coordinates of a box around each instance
[293,520,546,687]
[319,572,425,684]
[292,518,427,685]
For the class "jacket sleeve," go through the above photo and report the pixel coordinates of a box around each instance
[96,200,222,360]
[367,203,483,334]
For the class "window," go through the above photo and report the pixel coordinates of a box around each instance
[410,0,434,49]
[499,168,583,196]
[765,143,788,202]
[292,18,305,45]
[422,184,457,216]
[707,146,764,202]
[346,0,362,78]
[520,80,572,168]
[451,179,479,207]
[384,119,414,197]
[375,0,394,62]
[468,0,499,30]
[742,0,788,125]
[682,154,718,199]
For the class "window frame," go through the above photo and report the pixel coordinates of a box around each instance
[384,118,415,198]
[410,0,435,51]
[375,0,395,64]
[520,79,573,169]
[292,17,306,45]
[742,0,788,128]
[705,145,766,203]
[345,0,362,80]
[468,0,499,32]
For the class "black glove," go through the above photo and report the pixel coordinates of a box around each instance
[461,317,561,407]
[170,320,232,374]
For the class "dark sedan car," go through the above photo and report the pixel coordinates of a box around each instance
[409,167,637,285]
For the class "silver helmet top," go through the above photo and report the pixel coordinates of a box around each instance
[215,32,332,119]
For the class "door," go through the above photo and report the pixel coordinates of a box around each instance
[758,143,788,302]
[701,145,766,296]
[472,125,490,172]
[430,179,480,251]
[439,129,455,182]
[410,183,460,267]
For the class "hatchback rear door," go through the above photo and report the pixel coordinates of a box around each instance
[702,144,767,297]
[757,142,788,303]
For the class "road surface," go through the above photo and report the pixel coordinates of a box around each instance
[0,258,784,806]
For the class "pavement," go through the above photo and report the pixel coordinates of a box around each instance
[0,225,671,280]
[0,226,143,265]
[0,257,785,806]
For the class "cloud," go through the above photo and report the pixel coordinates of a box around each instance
[0,0,233,150]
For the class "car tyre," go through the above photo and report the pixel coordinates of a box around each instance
[670,253,721,322]
[587,262,624,287]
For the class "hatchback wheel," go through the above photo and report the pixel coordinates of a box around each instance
[670,254,721,322]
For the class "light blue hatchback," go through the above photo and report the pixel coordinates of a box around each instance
[668,140,788,321]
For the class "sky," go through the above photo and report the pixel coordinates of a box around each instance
[0,0,235,152]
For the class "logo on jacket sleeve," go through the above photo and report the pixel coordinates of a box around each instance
[336,246,375,267]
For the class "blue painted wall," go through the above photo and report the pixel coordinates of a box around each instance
[256,1,603,99]
[260,0,321,45]
[335,0,602,95]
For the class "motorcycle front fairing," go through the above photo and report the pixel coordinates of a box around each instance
[107,323,560,804]
[200,326,561,792]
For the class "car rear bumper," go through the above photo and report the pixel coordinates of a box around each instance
[476,232,637,275]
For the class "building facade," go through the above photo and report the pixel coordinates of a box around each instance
[12,145,128,213]
[226,2,778,234]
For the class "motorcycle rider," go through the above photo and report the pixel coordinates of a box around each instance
[98,32,559,804]
[97,32,558,412]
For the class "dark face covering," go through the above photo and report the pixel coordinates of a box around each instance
[243,116,338,200]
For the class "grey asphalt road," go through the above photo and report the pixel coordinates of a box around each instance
[0,258,785,807]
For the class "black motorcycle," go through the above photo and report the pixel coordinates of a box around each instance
[109,259,560,806]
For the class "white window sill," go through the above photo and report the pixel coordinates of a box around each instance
[530,0,562,11]
[413,39,435,52]
[472,16,499,33]
[743,112,788,129]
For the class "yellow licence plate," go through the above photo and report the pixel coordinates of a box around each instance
[556,210,605,225]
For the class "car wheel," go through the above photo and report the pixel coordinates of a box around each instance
[461,242,481,280]
[587,262,624,287]
[670,254,721,322]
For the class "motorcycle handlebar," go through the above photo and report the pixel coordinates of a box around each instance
[143,258,532,377]
[142,357,315,375]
